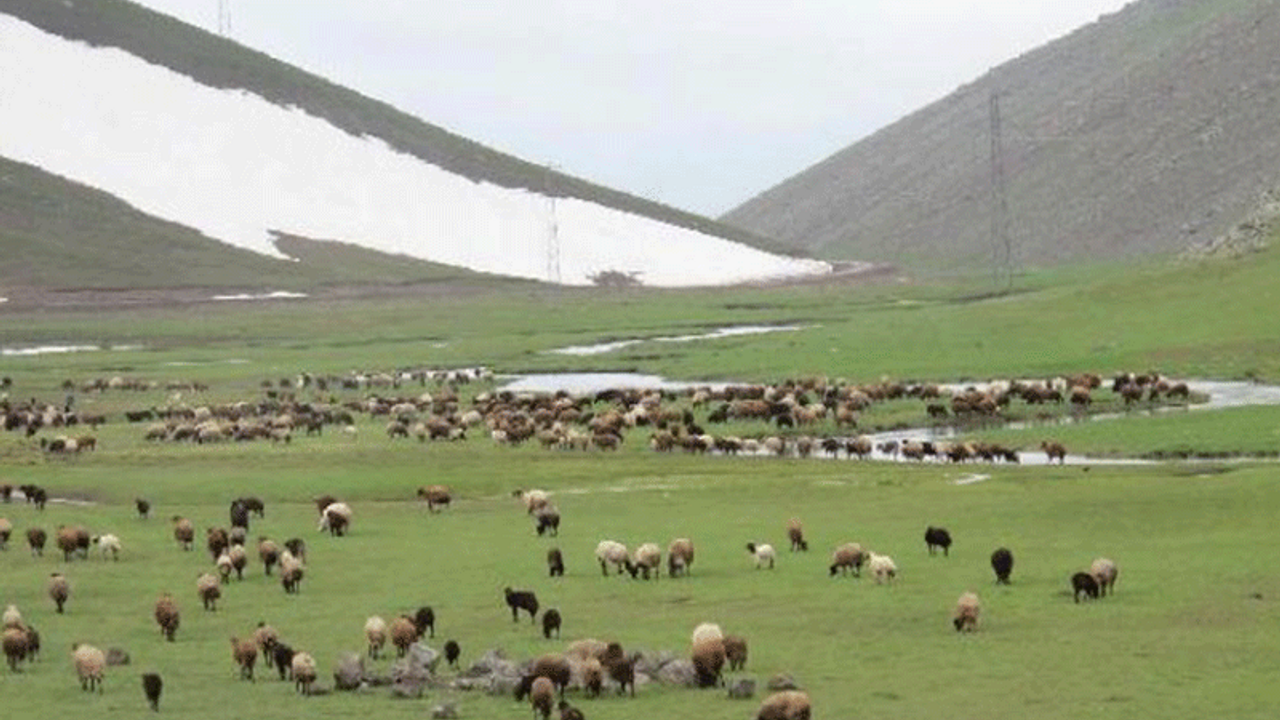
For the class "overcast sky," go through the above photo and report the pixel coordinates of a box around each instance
[131,0,1132,216]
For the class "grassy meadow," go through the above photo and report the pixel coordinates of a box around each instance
[1,244,1279,718]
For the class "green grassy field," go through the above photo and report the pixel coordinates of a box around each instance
[2,243,1280,718]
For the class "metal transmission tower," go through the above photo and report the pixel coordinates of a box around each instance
[217,0,232,36]
[988,91,1013,291]
[544,164,561,284]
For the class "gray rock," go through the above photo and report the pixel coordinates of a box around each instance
[766,673,799,691]
[727,678,756,699]
[463,647,515,678]
[392,643,439,684]
[655,658,697,687]
[450,677,487,692]
[431,702,459,719]
[105,647,130,666]
[333,652,364,691]
[390,677,426,699]
[635,649,675,676]
[485,672,523,697]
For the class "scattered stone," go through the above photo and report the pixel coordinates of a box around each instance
[431,701,459,719]
[333,652,364,691]
[766,673,799,691]
[105,647,130,666]
[656,658,697,687]
[727,678,756,699]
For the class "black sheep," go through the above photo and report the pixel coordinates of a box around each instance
[272,643,296,681]
[135,498,151,519]
[924,526,952,556]
[229,501,250,531]
[990,547,1014,584]
[535,507,560,537]
[1071,572,1100,602]
[542,608,562,639]
[444,640,460,669]
[413,606,435,639]
[547,548,565,577]
[558,699,586,720]
[237,496,266,518]
[504,587,539,623]
[141,672,163,711]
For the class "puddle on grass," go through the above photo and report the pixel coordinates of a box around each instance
[209,291,309,301]
[546,324,807,356]
[1,344,142,357]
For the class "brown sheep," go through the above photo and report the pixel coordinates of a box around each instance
[171,516,194,551]
[580,657,604,697]
[756,690,812,720]
[723,635,748,671]
[3,627,29,671]
[206,527,230,561]
[600,642,636,697]
[228,545,248,580]
[667,538,695,578]
[529,676,555,720]
[72,643,106,692]
[0,517,10,549]
[389,615,417,657]
[197,573,221,611]
[253,622,278,655]
[953,592,981,632]
[47,573,70,614]
[1040,440,1067,464]
[231,636,257,680]
[786,518,808,551]
[691,637,726,688]
[829,543,865,577]
[258,537,280,576]
[26,527,46,557]
[154,594,180,641]
[529,653,572,696]
[55,526,81,562]
[416,485,452,512]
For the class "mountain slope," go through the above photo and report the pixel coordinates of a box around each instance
[724,0,1280,271]
[0,1,825,288]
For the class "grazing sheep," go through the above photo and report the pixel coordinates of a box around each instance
[258,537,280,575]
[529,652,572,695]
[313,495,339,515]
[667,538,695,578]
[504,587,539,623]
[72,643,106,692]
[723,635,748,671]
[755,690,811,720]
[629,543,661,580]
[547,547,565,577]
[580,657,604,697]
[542,608,562,639]
[27,527,46,557]
[154,594,180,641]
[253,622,279,656]
[953,592,981,632]
[416,485,452,512]
[237,496,266,518]
[279,551,304,594]
[444,639,460,669]
[141,672,163,711]
[55,526,83,561]
[229,526,247,547]
[829,543,865,577]
[365,616,388,659]
[171,516,194,551]
[1072,572,1100,602]
[691,636,727,688]
[599,643,636,697]
[745,542,776,569]
[558,699,586,720]
[231,636,257,680]
[2,604,21,630]
[0,517,11,549]
[272,642,296,681]
[216,551,234,584]
[291,651,317,695]
[3,627,29,671]
[924,526,952,556]
[990,547,1014,584]
[413,606,436,639]
[516,489,551,514]
[867,552,898,584]
[565,638,608,662]
[197,573,221,611]
[283,537,307,562]
[206,526,230,561]
[691,622,724,646]
[92,534,122,561]
[228,545,247,580]
[133,498,151,520]
[534,505,561,537]
[594,540,629,576]
[229,500,250,531]
[48,572,70,614]
[318,502,353,536]
[786,518,808,551]
[1041,440,1067,464]
[528,676,555,720]
[389,616,417,657]
[1091,558,1119,597]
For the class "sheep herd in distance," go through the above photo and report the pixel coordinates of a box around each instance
[0,365,1157,719]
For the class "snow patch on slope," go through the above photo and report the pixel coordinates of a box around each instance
[0,15,830,287]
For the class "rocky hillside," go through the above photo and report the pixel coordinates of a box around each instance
[724,0,1280,272]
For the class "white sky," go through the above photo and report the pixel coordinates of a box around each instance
[130,0,1133,216]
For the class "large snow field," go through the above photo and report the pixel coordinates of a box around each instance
[0,15,830,286]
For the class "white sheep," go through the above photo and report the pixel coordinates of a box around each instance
[2,604,22,630]
[318,502,353,536]
[72,643,106,692]
[745,542,776,569]
[867,552,898,584]
[595,540,629,576]
[1090,558,1119,597]
[518,489,551,514]
[690,622,724,646]
[953,591,981,632]
[630,543,661,580]
[364,616,388,659]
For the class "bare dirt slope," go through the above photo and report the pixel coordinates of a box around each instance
[723,0,1280,271]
